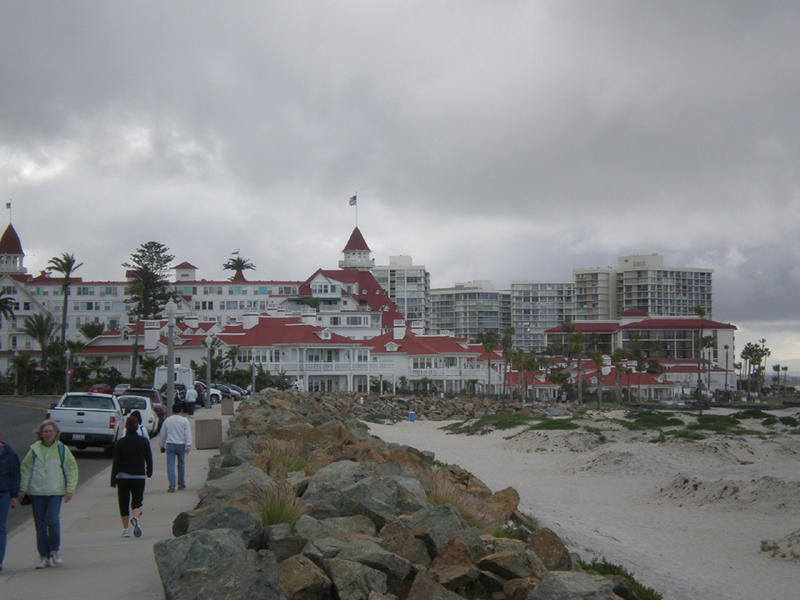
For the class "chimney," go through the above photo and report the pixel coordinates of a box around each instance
[143,320,161,351]
[393,319,406,341]
[184,315,199,329]
[241,313,259,329]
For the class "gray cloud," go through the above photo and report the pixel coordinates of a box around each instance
[2,1,800,359]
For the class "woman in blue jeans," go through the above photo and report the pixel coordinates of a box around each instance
[0,430,21,571]
[19,421,79,569]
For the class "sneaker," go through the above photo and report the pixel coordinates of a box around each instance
[50,551,62,566]
[131,516,142,538]
[121,528,131,538]
[178,484,186,490]
[167,487,175,493]
[36,557,50,569]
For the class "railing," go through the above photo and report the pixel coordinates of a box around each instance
[253,361,395,375]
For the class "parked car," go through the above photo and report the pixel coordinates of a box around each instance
[88,383,114,395]
[226,383,248,397]
[117,394,159,437]
[212,383,241,400]
[126,387,166,426]
[46,392,123,456]
[113,383,131,396]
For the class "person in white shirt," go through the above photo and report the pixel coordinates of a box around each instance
[183,386,198,417]
[157,404,192,493]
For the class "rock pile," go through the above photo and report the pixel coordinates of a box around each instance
[153,390,634,599]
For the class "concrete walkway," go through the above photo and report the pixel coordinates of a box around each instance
[0,403,231,599]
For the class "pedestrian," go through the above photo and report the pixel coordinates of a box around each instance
[158,403,192,493]
[184,384,197,417]
[18,420,79,569]
[111,415,153,538]
[0,430,21,572]
[129,410,148,438]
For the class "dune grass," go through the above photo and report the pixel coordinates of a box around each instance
[616,411,684,431]
[249,481,306,529]
[578,558,663,600]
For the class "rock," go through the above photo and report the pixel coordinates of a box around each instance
[153,528,284,599]
[432,564,479,590]
[264,523,308,563]
[431,538,474,569]
[199,464,272,505]
[525,571,617,599]
[487,486,521,522]
[301,461,371,515]
[504,577,542,600]
[481,535,528,555]
[302,537,349,567]
[172,504,264,549]
[278,554,333,600]
[323,557,388,599]
[336,538,415,596]
[478,549,548,580]
[407,504,470,558]
[527,528,572,571]
[325,514,378,537]
[354,496,398,530]
[378,521,431,566]
[406,568,466,600]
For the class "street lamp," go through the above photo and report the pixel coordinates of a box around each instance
[65,348,71,394]
[205,334,214,405]
[251,355,256,395]
[165,299,177,414]
[13,350,18,396]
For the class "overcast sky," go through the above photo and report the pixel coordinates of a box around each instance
[2,1,799,371]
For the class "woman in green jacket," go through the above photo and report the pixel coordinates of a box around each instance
[18,420,79,569]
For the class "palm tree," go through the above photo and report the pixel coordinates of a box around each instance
[588,350,604,409]
[0,291,15,320]
[693,305,706,398]
[475,331,499,396]
[23,313,58,367]
[570,332,585,404]
[611,348,626,405]
[48,252,83,346]
[523,351,539,403]
[782,366,789,391]
[79,321,105,340]
[11,352,36,395]
[223,256,256,282]
[85,357,108,380]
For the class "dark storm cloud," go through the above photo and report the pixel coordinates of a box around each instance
[1,1,800,359]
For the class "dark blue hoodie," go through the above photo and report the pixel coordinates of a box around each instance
[0,442,21,498]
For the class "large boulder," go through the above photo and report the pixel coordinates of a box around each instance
[378,520,431,566]
[322,557,388,599]
[278,554,333,600]
[153,528,284,599]
[336,538,416,596]
[478,549,548,580]
[264,523,308,563]
[527,528,572,571]
[525,571,617,599]
[406,568,467,600]
[199,464,272,505]
[406,504,470,558]
[301,460,371,515]
[172,504,263,549]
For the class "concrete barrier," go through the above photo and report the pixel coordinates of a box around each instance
[221,397,234,415]
[195,419,222,449]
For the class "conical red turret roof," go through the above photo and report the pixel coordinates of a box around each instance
[0,224,23,255]
[342,227,370,252]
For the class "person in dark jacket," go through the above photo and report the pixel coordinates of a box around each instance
[0,430,21,571]
[111,416,153,538]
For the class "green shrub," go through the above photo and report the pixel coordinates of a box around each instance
[578,558,663,600]
[779,416,799,427]
[443,413,534,435]
[249,481,306,529]
[527,419,580,431]
[732,408,771,419]
[761,416,778,426]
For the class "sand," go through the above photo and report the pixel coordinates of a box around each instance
[368,408,800,600]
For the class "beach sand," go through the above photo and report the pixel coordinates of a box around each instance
[368,408,800,600]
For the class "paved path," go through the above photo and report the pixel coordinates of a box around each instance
[0,404,231,599]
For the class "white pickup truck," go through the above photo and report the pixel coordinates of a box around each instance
[47,392,124,457]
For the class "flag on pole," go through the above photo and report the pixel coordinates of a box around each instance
[231,249,239,255]
[349,195,357,206]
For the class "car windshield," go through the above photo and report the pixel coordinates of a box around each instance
[118,396,148,410]
[62,395,116,410]
[130,390,156,401]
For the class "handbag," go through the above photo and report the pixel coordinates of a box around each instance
[20,494,31,505]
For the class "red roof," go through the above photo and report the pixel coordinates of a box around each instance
[174,261,197,270]
[546,322,619,334]
[620,308,649,317]
[621,318,736,331]
[0,224,23,255]
[215,316,362,347]
[363,330,475,356]
[342,227,370,252]
[305,268,403,328]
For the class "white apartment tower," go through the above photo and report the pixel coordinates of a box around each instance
[372,255,431,331]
